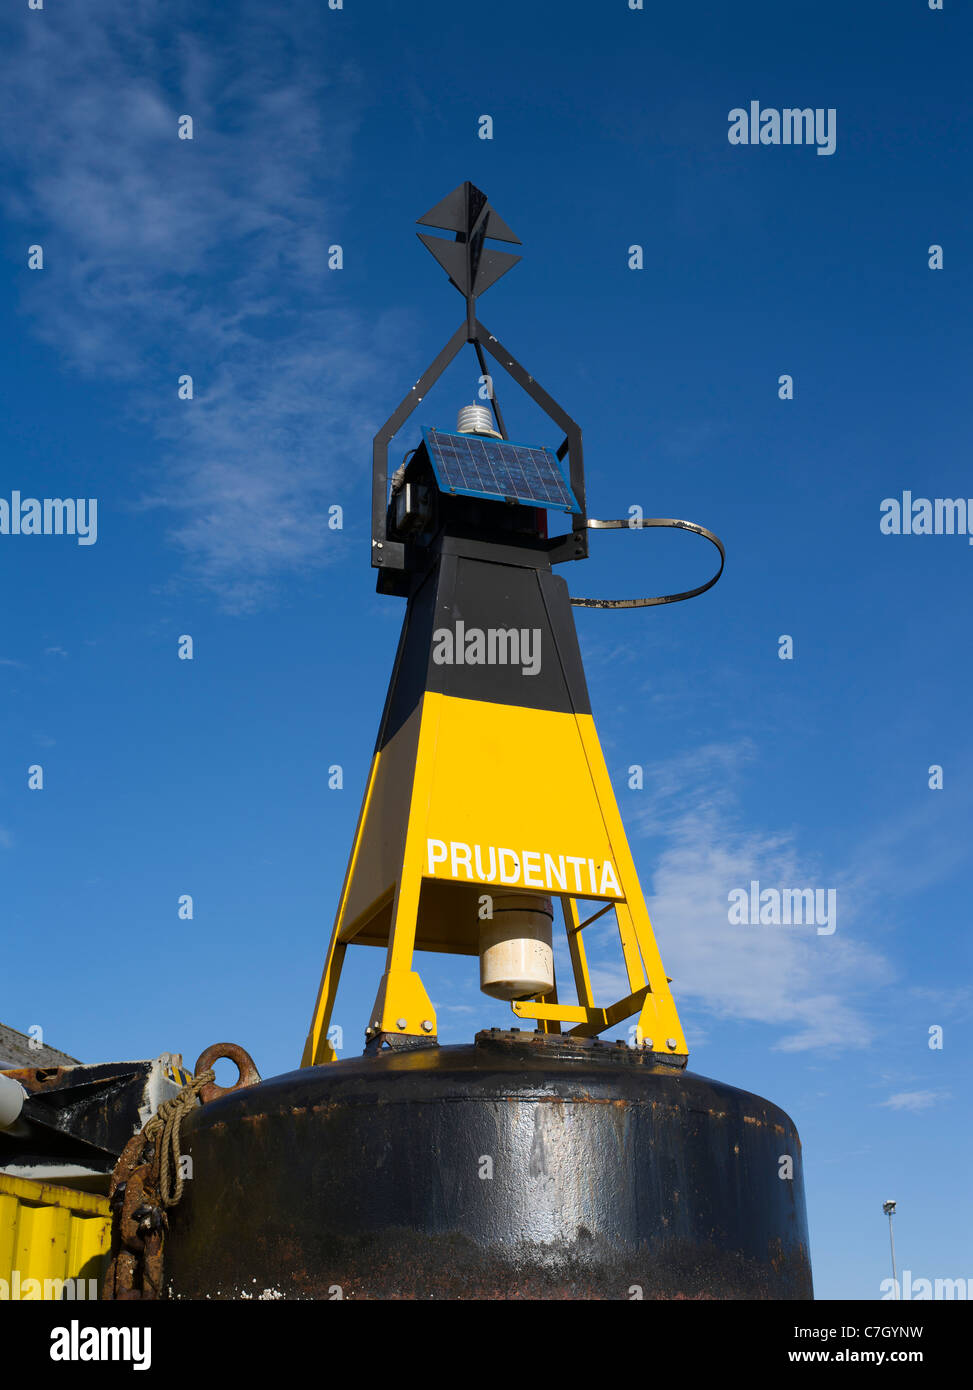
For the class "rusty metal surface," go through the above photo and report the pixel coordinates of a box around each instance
[102,1127,167,1300]
[103,1052,247,1300]
[474,1027,688,1069]
[194,1043,261,1106]
[164,1034,813,1300]
[2,1065,74,1093]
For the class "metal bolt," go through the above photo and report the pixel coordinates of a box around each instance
[396,1018,407,1030]
[666,1038,677,1050]
[421,1020,434,1032]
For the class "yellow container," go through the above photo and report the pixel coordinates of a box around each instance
[0,1173,110,1300]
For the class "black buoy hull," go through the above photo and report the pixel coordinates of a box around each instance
[165,1036,812,1300]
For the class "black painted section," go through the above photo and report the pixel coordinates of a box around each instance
[165,1040,813,1301]
[377,549,591,751]
[0,1062,161,1176]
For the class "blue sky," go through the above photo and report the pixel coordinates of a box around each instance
[1,0,970,1300]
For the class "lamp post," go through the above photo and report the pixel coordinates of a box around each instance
[883,1200,898,1297]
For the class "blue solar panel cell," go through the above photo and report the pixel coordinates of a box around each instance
[422,428,580,514]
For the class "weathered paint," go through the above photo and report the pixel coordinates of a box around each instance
[165,1032,813,1300]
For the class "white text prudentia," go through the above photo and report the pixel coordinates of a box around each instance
[427,838,621,896]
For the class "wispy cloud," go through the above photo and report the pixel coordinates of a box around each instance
[581,740,898,1052]
[907,985,973,1021]
[0,2,392,609]
[880,1090,949,1113]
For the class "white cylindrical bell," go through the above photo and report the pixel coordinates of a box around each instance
[479,892,555,1001]
[456,404,502,439]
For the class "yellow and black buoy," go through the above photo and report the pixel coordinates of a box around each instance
[162,183,811,1301]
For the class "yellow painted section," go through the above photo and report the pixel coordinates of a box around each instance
[304,689,688,1062]
[368,969,437,1040]
[334,694,629,948]
[0,1174,110,1299]
[337,704,422,940]
[422,696,623,897]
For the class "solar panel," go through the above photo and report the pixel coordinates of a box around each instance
[421,427,580,514]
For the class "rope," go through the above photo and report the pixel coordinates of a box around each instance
[570,517,725,609]
[142,1068,214,1209]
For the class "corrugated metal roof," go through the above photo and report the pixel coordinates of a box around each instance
[0,1022,80,1069]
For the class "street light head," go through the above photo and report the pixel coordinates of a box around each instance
[883,1200,897,1215]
